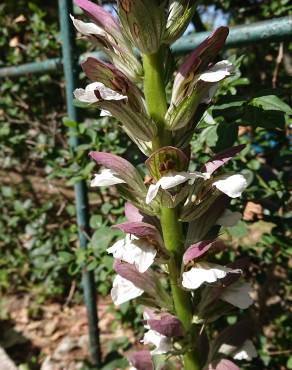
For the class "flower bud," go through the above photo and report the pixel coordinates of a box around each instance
[117,0,166,54]
[164,0,196,44]
[127,351,153,370]
[78,57,157,141]
[166,27,229,131]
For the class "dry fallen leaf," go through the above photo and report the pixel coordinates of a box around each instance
[238,126,252,136]
[14,14,26,23]
[243,201,263,221]
[9,37,19,48]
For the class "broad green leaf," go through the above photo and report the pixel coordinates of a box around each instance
[91,227,120,252]
[242,106,285,129]
[251,95,292,115]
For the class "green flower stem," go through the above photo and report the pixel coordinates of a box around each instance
[160,208,200,370]
[142,50,201,370]
[142,51,172,150]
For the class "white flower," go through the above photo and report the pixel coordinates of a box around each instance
[182,262,241,290]
[219,339,257,361]
[220,281,253,309]
[199,60,233,83]
[146,171,209,204]
[217,209,242,227]
[107,234,157,273]
[111,275,143,305]
[74,82,127,104]
[70,15,105,36]
[90,168,125,187]
[143,329,172,355]
[213,174,248,198]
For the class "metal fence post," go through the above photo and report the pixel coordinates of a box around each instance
[58,0,101,366]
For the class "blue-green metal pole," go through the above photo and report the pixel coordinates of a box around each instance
[1,16,291,78]
[58,0,101,366]
[173,15,292,54]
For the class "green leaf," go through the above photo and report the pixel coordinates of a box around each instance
[287,356,292,369]
[250,95,292,115]
[227,221,248,238]
[100,356,128,370]
[62,117,77,128]
[91,227,120,252]
[58,251,74,263]
[90,215,103,229]
[152,354,176,369]
[242,106,285,129]
[213,121,238,152]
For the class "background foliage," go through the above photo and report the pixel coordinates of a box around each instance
[0,0,291,369]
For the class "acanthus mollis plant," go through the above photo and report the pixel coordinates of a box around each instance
[72,1,257,369]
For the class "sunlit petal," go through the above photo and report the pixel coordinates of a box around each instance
[111,275,144,305]
[213,174,248,198]
[90,168,125,187]
[182,262,241,290]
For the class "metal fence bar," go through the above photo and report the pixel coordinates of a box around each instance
[174,15,292,53]
[1,16,291,78]
[58,0,101,366]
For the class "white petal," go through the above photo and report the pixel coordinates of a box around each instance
[107,235,157,273]
[146,183,160,204]
[159,172,190,189]
[199,60,234,82]
[218,343,236,356]
[74,86,98,103]
[233,340,257,361]
[146,171,207,204]
[100,109,112,117]
[220,281,253,309]
[218,339,257,361]
[90,168,125,187]
[70,15,104,36]
[143,330,172,355]
[217,209,242,227]
[188,171,210,184]
[182,262,241,290]
[74,82,126,103]
[74,82,104,103]
[213,174,248,198]
[97,84,127,101]
[111,275,143,305]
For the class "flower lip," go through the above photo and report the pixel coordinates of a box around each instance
[142,329,172,355]
[199,60,234,83]
[70,14,105,36]
[111,274,144,305]
[182,262,242,290]
[90,168,126,187]
[145,170,208,204]
[213,174,248,198]
[74,81,127,104]
[107,234,157,273]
